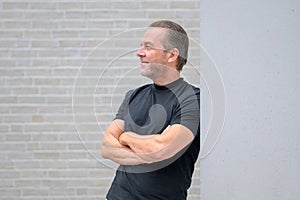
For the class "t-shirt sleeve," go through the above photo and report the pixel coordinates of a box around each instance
[170,87,200,137]
[114,89,133,120]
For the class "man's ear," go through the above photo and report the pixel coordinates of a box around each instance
[167,48,179,63]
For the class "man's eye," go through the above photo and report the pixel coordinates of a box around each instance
[145,46,152,50]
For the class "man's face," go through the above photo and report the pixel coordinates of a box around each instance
[137,27,170,79]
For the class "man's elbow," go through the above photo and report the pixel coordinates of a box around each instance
[101,145,108,159]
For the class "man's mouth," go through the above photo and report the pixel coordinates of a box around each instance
[141,60,149,65]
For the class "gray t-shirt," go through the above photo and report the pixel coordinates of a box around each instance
[107,78,200,200]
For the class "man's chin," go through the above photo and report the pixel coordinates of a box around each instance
[140,69,152,79]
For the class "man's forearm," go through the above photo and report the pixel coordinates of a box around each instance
[119,132,162,153]
[101,136,149,165]
[118,125,194,163]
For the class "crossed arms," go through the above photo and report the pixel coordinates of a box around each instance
[101,119,194,165]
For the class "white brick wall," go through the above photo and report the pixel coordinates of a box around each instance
[0,1,200,199]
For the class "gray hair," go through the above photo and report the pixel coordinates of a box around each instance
[149,20,189,71]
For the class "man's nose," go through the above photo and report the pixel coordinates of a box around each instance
[136,48,146,57]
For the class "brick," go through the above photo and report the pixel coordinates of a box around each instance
[65,11,92,19]
[77,188,87,195]
[0,31,22,38]
[170,1,198,9]
[52,67,78,76]
[7,152,33,160]
[91,10,118,19]
[34,152,60,160]
[14,161,40,169]
[58,40,83,48]
[68,143,85,150]
[57,2,85,10]
[38,106,66,114]
[0,11,23,19]
[25,69,52,76]
[29,2,56,10]
[112,1,140,9]
[53,30,79,38]
[60,152,88,159]
[31,40,58,48]
[10,125,24,132]
[147,11,175,18]
[26,143,40,151]
[0,171,20,178]
[4,21,31,29]
[39,87,72,95]
[0,50,11,57]
[0,161,14,169]
[5,134,31,142]
[86,21,112,31]
[176,10,201,19]
[142,1,170,9]
[3,115,30,123]
[31,59,60,67]
[68,160,97,169]
[12,87,39,95]
[23,31,52,39]
[16,40,31,48]
[51,124,75,132]
[21,170,47,178]
[60,20,87,29]
[85,2,112,9]
[6,78,33,86]
[0,124,8,132]
[48,170,88,178]
[0,180,14,188]
[0,40,16,48]
[88,169,114,177]
[22,188,48,196]
[23,11,64,20]
[0,59,16,67]
[0,88,11,95]
[40,160,67,169]
[0,143,26,151]
[2,2,28,10]
[46,96,71,104]
[34,78,60,86]
[31,20,59,29]
[0,105,10,113]
[39,143,66,151]
[43,115,72,123]
[37,49,65,57]
[49,188,76,196]
[0,69,23,76]
[11,106,38,114]
[17,96,45,104]
[32,115,43,122]
[17,59,34,69]
[0,189,21,196]
[79,30,108,38]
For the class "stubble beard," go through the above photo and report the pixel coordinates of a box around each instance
[140,63,166,81]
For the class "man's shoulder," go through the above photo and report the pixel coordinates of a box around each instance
[123,83,153,99]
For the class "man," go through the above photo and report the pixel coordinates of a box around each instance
[101,20,200,200]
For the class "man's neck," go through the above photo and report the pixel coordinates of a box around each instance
[153,73,180,86]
